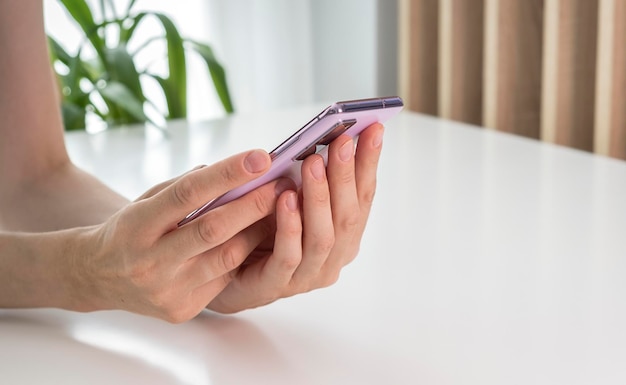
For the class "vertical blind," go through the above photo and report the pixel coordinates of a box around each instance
[399,0,626,160]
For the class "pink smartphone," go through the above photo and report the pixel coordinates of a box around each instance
[178,96,404,226]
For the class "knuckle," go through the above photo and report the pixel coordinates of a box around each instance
[196,219,226,245]
[278,254,302,272]
[320,270,341,288]
[339,170,354,185]
[346,245,360,264]
[217,243,243,272]
[280,214,302,237]
[360,182,377,205]
[172,177,199,206]
[287,280,308,296]
[251,190,273,215]
[310,189,329,205]
[284,224,302,238]
[219,163,239,184]
[312,234,335,255]
[337,209,360,233]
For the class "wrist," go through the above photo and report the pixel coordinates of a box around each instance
[0,227,106,312]
[54,226,108,312]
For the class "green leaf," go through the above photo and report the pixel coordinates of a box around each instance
[82,57,106,81]
[66,50,86,96]
[62,101,87,130]
[48,39,96,97]
[50,2,233,131]
[146,74,184,120]
[125,0,138,17]
[151,12,187,118]
[97,81,149,123]
[120,11,187,118]
[104,0,119,20]
[119,11,147,43]
[187,40,234,113]
[47,36,72,66]
[48,38,94,93]
[57,0,106,58]
[104,46,145,102]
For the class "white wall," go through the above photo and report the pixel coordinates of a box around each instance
[310,0,378,102]
[204,0,316,113]
[206,0,399,114]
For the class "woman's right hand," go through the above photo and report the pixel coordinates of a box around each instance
[69,149,292,322]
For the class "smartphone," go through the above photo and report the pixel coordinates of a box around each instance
[178,96,404,226]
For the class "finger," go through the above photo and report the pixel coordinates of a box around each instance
[320,123,385,275]
[326,135,360,237]
[292,154,335,281]
[135,165,207,202]
[190,273,234,317]
[149,273,232,323]
[139,150,272,231]
[353,123,384,235]
[158,178,293,262]
[322,135,362,270]
[259,190,303,290]
[177,218,273,290]
[204,191,302,314]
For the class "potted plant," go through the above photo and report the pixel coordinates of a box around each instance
[48,0,233,130]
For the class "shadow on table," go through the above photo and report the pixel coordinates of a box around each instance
[0,309,299,385]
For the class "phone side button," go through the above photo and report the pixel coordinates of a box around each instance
[271,134,302,160]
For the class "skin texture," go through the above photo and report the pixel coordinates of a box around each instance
[0,0,384,323]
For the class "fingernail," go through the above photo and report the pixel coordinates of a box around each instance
[244,150,269,173]
[339,139,354,162]
[373,129,384,148]
[275,178,294,196]
[311,158,325,181]
[192,164,207,171]
[286,191,298,211]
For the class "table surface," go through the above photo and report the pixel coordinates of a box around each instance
[2,106,626,384]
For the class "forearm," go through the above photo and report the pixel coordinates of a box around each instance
[0,1,130,232]
[0,228,93,310]
[0,0,68,182]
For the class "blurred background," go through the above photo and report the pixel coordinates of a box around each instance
[45,0,625,160]
[44,0,399,123]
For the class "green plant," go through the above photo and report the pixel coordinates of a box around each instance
[48,0,234,130]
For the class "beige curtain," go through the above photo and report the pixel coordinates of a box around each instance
[399,0,626,160]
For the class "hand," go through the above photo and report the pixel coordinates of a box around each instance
[207,123,385,313]
[71,149,292,322]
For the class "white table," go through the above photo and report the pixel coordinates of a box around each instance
[2,106,626,384]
